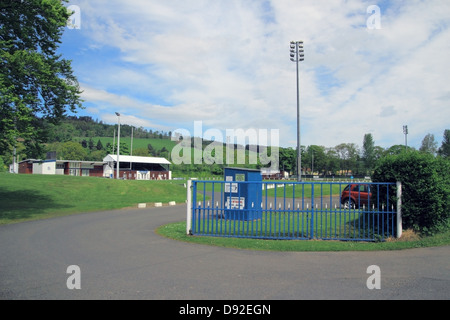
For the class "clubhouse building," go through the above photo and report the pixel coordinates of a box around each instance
[17,154,172,180]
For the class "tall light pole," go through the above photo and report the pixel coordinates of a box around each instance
[290,41,304,182]
[403,125,408,151]
[130,126,134,170]
[116,112,121,179]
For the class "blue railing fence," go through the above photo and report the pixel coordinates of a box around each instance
[187,180,402,242]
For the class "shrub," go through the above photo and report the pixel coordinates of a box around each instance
[372,151,450,235]
[0,156,9,172]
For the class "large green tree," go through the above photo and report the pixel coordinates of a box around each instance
[362,133,375,175]
[419,133,438,155]
[438,129,450,158]
[0,0,82,156]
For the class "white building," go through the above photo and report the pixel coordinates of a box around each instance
[18,155,172,180]
[103,155,172,180]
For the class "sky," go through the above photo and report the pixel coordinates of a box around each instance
[60,0,450,151]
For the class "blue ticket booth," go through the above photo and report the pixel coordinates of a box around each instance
[223,168,262,221]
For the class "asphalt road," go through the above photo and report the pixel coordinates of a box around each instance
[0,204,449,300]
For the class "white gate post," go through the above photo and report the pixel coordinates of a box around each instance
[396,181,402,239]
[186,179,192,235]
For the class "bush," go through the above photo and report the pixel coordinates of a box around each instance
[372,151,450,235]
[0,157,7,172]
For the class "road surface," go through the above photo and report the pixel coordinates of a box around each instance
[0,204,449,300]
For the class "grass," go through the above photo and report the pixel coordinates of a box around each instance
[2,172,449,252]
[156,221,450,251]
[194,180,343,196]
[0,172,188,225]
[188,209,396,241]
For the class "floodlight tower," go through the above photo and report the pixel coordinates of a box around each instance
[290,41,304,182]
[403,125,408,151]
[116,112,121,179]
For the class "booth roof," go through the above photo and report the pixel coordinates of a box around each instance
[104,154,171,165]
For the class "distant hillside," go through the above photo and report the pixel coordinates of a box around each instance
[3,115,278,177]
[47,116,172,142]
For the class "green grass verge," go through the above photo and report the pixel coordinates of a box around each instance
[2,173,449,252]
[0,173,187,225]
[156,221,450,252]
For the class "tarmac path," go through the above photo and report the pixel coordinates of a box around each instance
[0,204,449,300]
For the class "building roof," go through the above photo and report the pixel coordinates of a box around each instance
[19,159,105,165]
[104,154,171,165]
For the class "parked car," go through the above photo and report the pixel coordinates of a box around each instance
[341,184,371,209]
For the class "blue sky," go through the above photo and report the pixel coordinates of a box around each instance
[60,0,450,150]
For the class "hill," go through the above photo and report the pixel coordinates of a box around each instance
[2,115,279,177]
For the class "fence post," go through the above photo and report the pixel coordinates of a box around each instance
[396,181,402,239]
[186,179,192,235]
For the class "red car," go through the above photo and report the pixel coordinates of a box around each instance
[341,184,371,209]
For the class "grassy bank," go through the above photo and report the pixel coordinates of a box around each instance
[0,173,187,225]
[2,173,449,252]
[156,221,450,251]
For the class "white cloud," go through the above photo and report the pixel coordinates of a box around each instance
[63,0,450,149]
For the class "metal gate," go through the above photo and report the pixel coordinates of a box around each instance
[187,180,402,242]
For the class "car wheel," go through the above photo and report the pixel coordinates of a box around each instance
[343,199,356,209]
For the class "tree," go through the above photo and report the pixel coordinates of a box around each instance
[279,147,296,174]
[438,129,450,158]
[88,138,95,150]
[106,141,129,156]
[0,0,82,155]
[373,151,450,235]
[324,148,340,175]
[305,145,326,175]
[0,156,7,172]
[362,133,375,175]
[419,133,438,155]
[57,141,87,160]
[334,143,359,175]
[96,139,104,151]
[147,144,155,156]
[384,144,414,156]
[133,148,150,157]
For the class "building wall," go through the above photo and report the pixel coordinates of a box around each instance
[17,159,172,180]
[111,170,172,180]
[90,166,104,177]
[19,162,33,174]
[33,161,56,175]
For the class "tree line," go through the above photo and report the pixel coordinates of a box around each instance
[47,116,172,142]
[169,130,450,178]
[278,130,450,178]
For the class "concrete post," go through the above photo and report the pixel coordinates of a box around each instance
[186,180,192,235]
[397,181,402,238]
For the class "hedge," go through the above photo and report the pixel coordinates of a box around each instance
[372,151,450,235]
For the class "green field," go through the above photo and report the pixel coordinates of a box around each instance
[157,221,450,251]
[0,173,188,225]
[2,173,449,251]
[195,181,343,198]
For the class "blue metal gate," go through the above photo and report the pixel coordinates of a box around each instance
[187,180,401,242]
